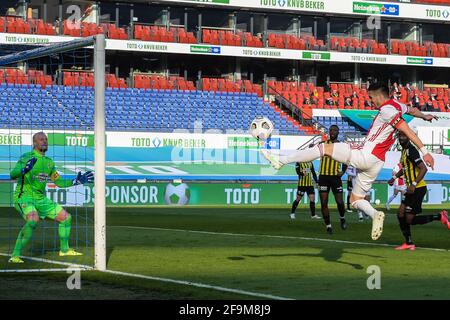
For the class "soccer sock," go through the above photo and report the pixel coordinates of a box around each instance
[397,214,413,244]
[352,199,377,219]
[291,200,300,214]
[337,201,346,219]
[309,201,316,216]
[58,214,72,253]
[411,214,440,225]
[12,220,37,257]
[347,194,351,210]
[387,194,397,204]
[279,144,323,164]
[322,208,331,225]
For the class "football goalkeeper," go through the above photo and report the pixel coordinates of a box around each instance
[9,132,94,263]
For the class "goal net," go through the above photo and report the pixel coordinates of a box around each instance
[0,35,106,273]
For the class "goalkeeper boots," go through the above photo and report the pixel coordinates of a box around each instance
[59,248,83,257]
[8,256,24,263]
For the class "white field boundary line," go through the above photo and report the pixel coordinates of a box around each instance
[0,252,93,273]
[113,226,450,253]
[101,269,292,300]
[0,268,86,273]
[0,252,292,299]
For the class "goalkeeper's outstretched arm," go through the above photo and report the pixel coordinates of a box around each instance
[50,167,94,188]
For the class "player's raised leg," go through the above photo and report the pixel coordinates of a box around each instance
[261,141,351,170]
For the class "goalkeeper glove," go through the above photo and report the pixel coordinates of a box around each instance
[72,171,94,186]
[21,157,37,175]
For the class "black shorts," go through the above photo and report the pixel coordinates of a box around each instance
[319,175,343,194]
[402,186,427,215]
[347,179,353,191]
[297,186,315,196]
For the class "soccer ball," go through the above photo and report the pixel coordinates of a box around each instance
[164,183,190,205]
[249,116,274,141]
[375,199,380,205]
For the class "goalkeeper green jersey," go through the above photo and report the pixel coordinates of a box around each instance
[11,150,73,202]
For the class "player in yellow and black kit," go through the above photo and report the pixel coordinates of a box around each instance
[318,125,348,234]
[388,131,449,251]
[290,161,321,220]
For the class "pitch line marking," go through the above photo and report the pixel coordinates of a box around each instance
[101,269,292,300]
[0,252,292,299]
[113,225,450,253]
[0,252,93,272]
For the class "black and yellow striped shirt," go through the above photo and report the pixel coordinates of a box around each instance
[319,140,345,176]
[401,143,426,188]
[296,162,317,187]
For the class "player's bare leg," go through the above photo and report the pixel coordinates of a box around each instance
[320,191,333,234]
[308,193,320,219]
[290,192,303,220]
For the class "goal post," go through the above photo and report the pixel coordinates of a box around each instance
[0,35,106,272]
[94,35,106,271]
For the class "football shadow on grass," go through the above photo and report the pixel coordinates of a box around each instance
[229,247,384,270]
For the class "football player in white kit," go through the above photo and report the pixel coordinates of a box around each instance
[261,83,437,240]
[385,163,407,211]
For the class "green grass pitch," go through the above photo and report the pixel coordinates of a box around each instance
[0,206,449,300]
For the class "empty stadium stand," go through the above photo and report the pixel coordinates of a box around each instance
[0,83,312,135]
[1,15,449,58]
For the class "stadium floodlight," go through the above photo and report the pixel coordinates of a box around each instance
[0,35,106,272]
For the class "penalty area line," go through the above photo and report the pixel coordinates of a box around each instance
[112,225,450,253]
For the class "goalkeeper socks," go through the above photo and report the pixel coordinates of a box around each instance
[280,144,323,164]
[397,215,413,245]
[58,214,72,253]
[309,202,316,216]
[411,214,440,225]
[12,219,37,257]
[352,199,376,219]
[291,200,300,214]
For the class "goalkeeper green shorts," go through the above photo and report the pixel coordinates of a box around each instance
[14,197,64,220]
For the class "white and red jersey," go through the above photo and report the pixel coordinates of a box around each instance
[358,99,409,161]
[393,163,405,187]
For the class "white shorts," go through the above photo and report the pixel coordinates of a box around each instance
[394,185,407,192]
[331,143,384,198]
